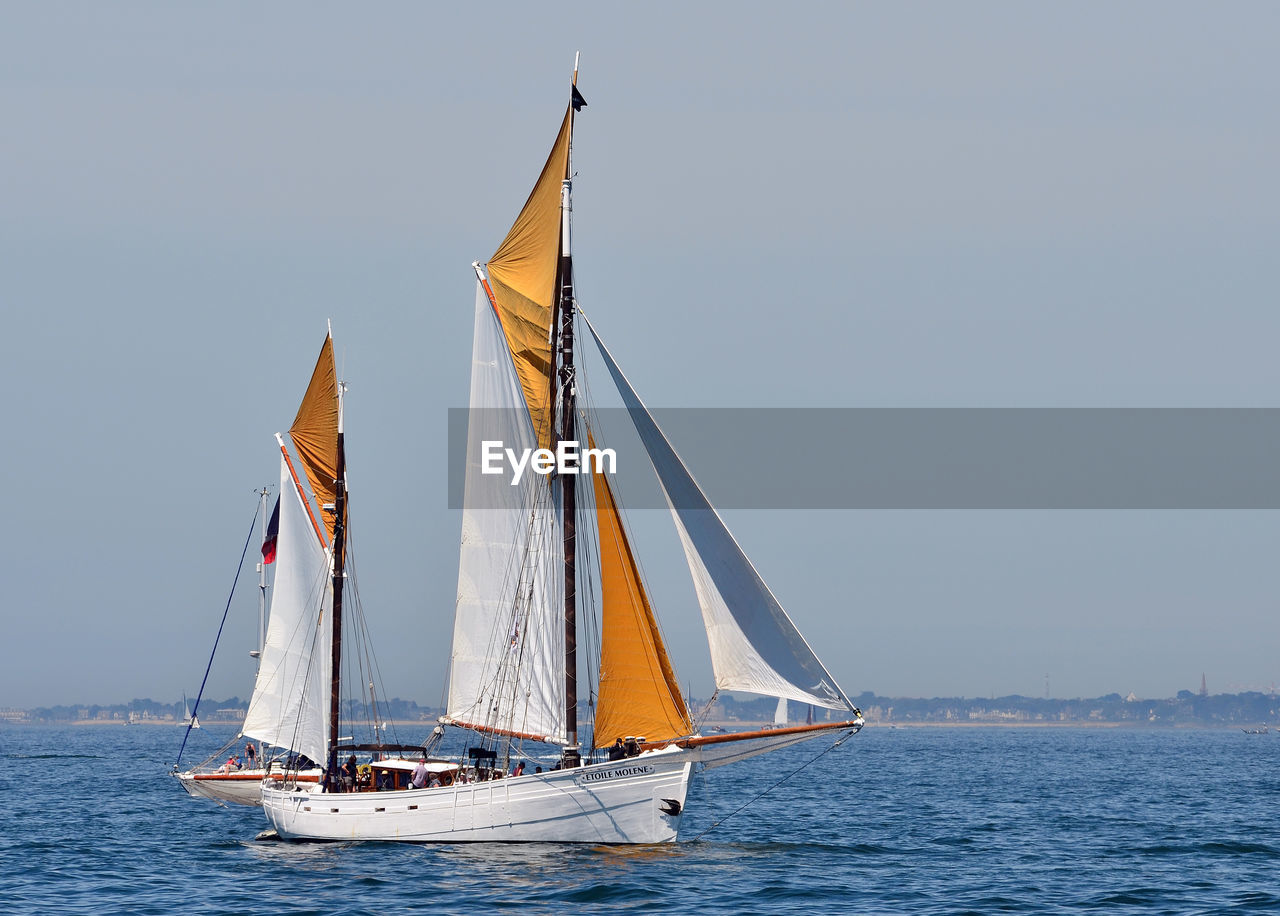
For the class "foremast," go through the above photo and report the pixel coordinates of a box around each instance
[325,377,348,791]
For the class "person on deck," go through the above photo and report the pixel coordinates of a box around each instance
[245,742,257,769]
[607,738,625,761]
[341,754,358,792]
[512,761,525,777]
[411,758,429,789]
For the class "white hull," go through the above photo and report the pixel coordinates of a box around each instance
[177,769,266,806]
[177,768,321,807]
[261,746,692,843]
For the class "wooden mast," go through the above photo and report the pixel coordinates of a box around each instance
[556,57,582,767]
[326,383,348,789]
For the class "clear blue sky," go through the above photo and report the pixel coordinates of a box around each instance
[2,2,1278,708]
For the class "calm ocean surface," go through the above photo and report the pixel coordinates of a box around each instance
[2,724,1278,914]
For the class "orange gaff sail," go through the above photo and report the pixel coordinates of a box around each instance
[289,333,340,541]
[485,105,573,451]
[590,437,693,747]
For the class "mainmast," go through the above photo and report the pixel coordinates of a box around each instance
[555,56,583,767]
[326,372,348,789]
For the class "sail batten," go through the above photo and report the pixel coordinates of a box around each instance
[583,313,854,711]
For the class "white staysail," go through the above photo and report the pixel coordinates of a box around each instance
[446,282,566,743]
[583,313,854,711]
[241,454,331,766]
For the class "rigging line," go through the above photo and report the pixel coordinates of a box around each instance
[348,563,400,749]
[687,728,860,843]
[693,690,721,732]
[576,446,603,751]
[283,592,327,772]
[469,472,559,744]
[339,523,387,744]
[174,497,263,771]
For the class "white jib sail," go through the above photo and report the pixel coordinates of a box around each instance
[447,281,565,743]
[583,313,853,711]
[241,454,332,766]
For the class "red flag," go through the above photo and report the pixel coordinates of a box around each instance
[261,496,280,564]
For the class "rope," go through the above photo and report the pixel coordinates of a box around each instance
[688,727,861,842]
[174,497,263,770]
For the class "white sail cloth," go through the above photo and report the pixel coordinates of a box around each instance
[242,454,332,766]
[583,313,853,711]
[447,282,566,744]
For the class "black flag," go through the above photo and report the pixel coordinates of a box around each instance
[571,85,587,112]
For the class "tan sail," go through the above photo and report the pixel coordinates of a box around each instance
[485,104,573,450]
[289,333,339,541]
[591,441,693,747]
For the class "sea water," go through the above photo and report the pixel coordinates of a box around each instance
[2,724,1278,914]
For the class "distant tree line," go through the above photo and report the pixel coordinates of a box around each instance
[22,696,441,723]
[709,691,1280,727]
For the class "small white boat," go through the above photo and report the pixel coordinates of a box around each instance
[177,766,318,807]
[174,339,346,807]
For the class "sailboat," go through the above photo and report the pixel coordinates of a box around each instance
[260,63,862,843]
[174,342,348,805]
[178,695,201,729]
[772,698,788,729]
